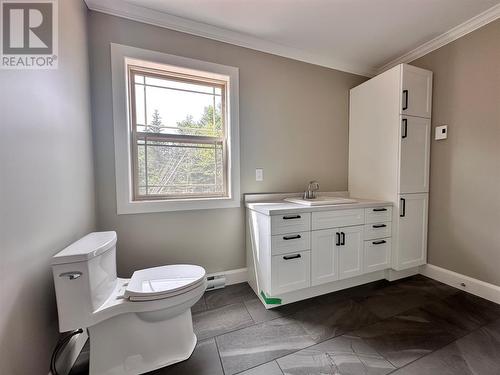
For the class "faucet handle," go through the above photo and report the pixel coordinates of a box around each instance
[304,180,320,199]
[308,181,320,191]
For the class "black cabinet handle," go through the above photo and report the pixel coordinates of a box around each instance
[372,224,387,228]
[400,198,406,217]
[402,90,409,110]
[336,232,340,246]
[373,208,387,212]
[283,215,301,220]
[283,234,301,240]
[341,232,346,246]
[283,254,301,260]
[402,118,408,139]
[372,240,387,245]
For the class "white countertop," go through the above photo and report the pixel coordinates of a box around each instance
[246,197,392,216]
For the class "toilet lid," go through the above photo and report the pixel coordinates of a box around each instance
[125,264,206,301]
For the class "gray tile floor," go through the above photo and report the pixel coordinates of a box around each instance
[69,275,500,375]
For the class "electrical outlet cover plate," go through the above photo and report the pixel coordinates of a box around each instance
[255,168,264,181]
[435,125,448,140]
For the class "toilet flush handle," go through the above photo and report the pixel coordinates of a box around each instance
[59,271,82,280]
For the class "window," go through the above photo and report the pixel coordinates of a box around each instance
[111,44,240,214]
[129,67,227,200]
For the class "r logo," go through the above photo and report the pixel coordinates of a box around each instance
[2,1,53,55]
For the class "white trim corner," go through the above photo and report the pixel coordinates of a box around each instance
[378,3,500,73]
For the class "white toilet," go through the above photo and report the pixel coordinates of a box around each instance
[51,231,206,375]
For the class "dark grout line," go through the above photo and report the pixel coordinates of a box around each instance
[213,336,226,375]
[241,299,257,325]
[275,360,285,375]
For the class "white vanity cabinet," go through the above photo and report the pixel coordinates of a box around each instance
[246,200,392,308]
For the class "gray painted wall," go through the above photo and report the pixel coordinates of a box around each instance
[412,20,500,286]
[88,12,366,277]
[0,1,95,374]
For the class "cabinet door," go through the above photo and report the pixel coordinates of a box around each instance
[271,250,311,295]
[311,229,339,286]
[399,116,430,193]
[401,64,432,118]
[395,193,428,270]
[364,238,391,273]
[338,225,364,280]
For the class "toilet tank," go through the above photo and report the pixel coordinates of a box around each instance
[52,231,118,332]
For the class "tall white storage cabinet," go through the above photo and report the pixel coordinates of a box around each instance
[348,63,432,271]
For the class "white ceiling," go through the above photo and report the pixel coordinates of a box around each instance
[87,0,500,76]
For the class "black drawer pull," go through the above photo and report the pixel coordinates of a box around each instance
[283,235,301,240]
[402,89,409,110]
[400,198,406,217]
[372,224,387,228]
[283,215,301,220]
[372,240,387,245]
[283,254,301,260]
[402,118,408,139]
[336,232,341,246]
[373,208,387,212]
[341,232,345,246]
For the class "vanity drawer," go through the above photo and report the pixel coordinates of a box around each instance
[365,206,392,224]
[272,232,310,256]
[271,213,311,235]
[364,238,391,273]
[271,250,311,295]
[312,209,364,230]
[364,222,392,240]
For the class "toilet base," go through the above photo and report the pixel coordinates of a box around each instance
[88,308,196,375]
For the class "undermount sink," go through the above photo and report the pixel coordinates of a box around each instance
[284,196,358,206]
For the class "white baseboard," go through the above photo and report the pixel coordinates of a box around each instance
[420,264,500,305]
[207,267,248,286]
[48,330,88,375]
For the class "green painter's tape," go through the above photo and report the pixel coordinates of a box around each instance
[260,291,282,305]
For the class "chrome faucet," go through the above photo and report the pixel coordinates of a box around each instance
[303,181,320,200]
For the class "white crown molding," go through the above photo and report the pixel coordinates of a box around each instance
[377,3,500,73]
[85,0,500,78]
[84,0,376,77]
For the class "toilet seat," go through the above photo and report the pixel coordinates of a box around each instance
[125,264,206,301]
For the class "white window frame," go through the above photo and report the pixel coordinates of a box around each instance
[111,43,240,214]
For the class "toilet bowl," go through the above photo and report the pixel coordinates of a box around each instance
[51,231,206,375]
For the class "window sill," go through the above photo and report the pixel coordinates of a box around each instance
[117,196,241,214]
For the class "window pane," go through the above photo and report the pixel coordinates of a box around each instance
[134,84,145,126]
[134,74,144,84]
[136,143,146,195]
[137,138,224,197]
[145,76,219,95]
[143,85,223,137]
